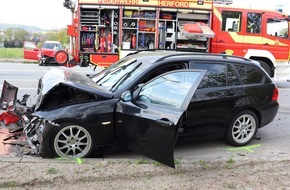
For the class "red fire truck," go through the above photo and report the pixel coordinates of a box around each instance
[64,0,290,77]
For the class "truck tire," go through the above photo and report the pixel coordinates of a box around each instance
[257,60,272,77]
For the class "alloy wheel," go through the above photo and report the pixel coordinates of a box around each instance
[53,124,92,158]
[232,114,256,144]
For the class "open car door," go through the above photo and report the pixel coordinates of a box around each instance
[23,41,39,60]
[116,70,206,168]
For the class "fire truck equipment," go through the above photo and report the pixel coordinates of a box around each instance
[131,33,137,49]
[107,32,113,52]
[59,0,290,79]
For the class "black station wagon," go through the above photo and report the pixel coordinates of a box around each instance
[25,51,279,167]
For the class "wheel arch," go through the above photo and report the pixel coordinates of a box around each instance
[225,107,262,131]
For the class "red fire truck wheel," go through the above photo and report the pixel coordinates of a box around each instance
[54,50,69,65]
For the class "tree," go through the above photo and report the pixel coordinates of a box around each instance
[14,28,28,42]
[5,28,13,40]
[45,28,69,44]
[2,27,69,48]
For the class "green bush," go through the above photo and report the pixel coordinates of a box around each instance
[0,48,23,59]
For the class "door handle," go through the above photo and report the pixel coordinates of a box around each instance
[227,91,235,96]
[218,40,225,43]
[263,43,270,46]
[156,118,174,127]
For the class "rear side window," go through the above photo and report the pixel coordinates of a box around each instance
[234,64,263,84]
[190,62,226,88]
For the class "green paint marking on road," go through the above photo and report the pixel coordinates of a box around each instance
[57,157,68,160]
[75,158,83,164]
[227,144,261,152]
[56,157,84,164]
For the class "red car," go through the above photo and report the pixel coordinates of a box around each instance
[23,41,68,65]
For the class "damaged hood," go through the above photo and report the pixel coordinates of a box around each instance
[35,68,113,110]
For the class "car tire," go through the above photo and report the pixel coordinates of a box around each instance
[50,123,95,158]
[226,110,258,146]
[39,60,44,66]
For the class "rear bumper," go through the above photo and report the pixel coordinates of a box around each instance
[260,101,279,127]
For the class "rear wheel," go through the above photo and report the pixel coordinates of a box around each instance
[226,110,258,146]
[51,123,94,158]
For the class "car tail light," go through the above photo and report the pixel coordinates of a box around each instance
[272,87,279,101]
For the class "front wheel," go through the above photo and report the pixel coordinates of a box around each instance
[39,60,45,66]
[51,123,94,158]
[226,110,258,146]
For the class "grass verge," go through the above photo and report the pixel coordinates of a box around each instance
[0,48,23,59]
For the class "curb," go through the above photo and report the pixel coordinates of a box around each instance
[0,155,104,164]
[0,59,37,63]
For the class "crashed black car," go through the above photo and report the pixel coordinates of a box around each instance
[24,51,279,167]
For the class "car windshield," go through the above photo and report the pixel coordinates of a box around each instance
[92,57,150,92]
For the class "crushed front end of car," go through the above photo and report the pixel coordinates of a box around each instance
[21,68,114,157]
[24,116,45,155]
[24,117,60,157]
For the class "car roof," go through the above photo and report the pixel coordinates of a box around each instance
[44,41,62,44]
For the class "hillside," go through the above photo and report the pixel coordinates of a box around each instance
[0,23,47,33]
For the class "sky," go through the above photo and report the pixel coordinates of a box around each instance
[0,0,289,30]
[0,0,72,29]
[232,0,290,12]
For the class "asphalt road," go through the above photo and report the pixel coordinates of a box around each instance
[0,61,290,164]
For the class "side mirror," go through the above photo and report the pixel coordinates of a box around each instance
[121,91,132,102]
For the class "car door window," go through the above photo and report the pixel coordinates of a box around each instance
[137,70,201,109]
[234,64,263,84]
[190,62,226,88]
[132,63,186,91]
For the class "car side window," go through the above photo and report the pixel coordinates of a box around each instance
[190,62,226,88]
[227,64,240,86]
[234,64,263,84]
[137,71,201,109]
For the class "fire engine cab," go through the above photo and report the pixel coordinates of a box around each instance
[65,0,290,78]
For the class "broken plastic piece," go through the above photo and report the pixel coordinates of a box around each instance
[0,81,18,111]
[0,112,20,126]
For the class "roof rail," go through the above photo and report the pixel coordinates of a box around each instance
[125,49,251,62]
[125,49,169,57]
[155,51,251,62]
